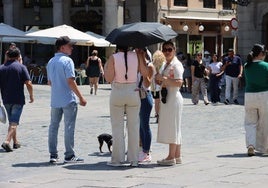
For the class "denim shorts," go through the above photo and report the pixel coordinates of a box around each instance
[4,104,24,125]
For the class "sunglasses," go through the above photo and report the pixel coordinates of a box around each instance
[162,48,173,53]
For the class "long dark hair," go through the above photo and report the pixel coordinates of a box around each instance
[116,45,129,80]
[245,44,265,67]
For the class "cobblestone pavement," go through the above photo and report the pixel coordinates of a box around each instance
[0,84,267,188]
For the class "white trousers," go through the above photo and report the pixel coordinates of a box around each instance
[225,75,240,100]
[109,83,140,163]
[245,91,268,153]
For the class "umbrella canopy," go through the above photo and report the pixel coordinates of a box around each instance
[0,23,26,37]
[26,24,94,46]
[0,23,28,64]
[85,31,111,47]
[105,22,178,48]
[1,26,52,45]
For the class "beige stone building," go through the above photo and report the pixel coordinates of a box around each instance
[159,0,236,57]
[0,0,264,63]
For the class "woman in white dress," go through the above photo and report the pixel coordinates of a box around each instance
[155,41,184,166]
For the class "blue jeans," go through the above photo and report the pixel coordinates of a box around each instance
[48,102,78,159]
[4,104,24,125]
[209,74,222,103]
[225,75,239,101]
[139,91,153,153]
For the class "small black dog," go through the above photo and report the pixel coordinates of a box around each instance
[97,133,113,153]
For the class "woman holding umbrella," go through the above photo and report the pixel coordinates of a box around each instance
[155,41,184,166]
[104,45,148,167]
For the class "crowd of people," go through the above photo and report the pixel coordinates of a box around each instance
[1,37,267,167]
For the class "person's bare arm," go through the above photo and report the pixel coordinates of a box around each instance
[136,49,148,78]
[25,80,34,103]
[143,63,154,88]
[104,55,115,83]
[155,74,183,88]
[98,58,104,75]
[238,64,243,78]
[67,78,87,106]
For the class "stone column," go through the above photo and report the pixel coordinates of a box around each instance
[104,0,124,36]
[52,0,64,26]
[2,0,13,25]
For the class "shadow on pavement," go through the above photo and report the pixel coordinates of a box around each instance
[217,152,268,158]
[217,153,248,158]
[63,162,161,171]
[88,152,111,157]
[12,161,65,167]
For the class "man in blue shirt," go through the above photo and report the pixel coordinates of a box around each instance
[47,36,87,164]
[0,47,34,152]
[221,48,243,105]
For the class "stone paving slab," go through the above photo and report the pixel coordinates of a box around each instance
[0,84,267,188]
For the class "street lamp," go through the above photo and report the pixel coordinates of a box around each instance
[224,25,230,32]
[198,24,204,32]
[183,25,189,32]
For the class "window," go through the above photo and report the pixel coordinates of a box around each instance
[24,0,52,8]
[223,0,232,10]
[174,0,187,6]
[203,0,215,9]
[71,0,102,7]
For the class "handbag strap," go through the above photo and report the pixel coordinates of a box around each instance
[138,76,143,88]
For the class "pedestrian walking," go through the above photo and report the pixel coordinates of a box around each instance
[104,46,148,167]
[208,53,224,105]
[221,48,243,105]
[244,44,268,156]
[191,52,210,105]
[155,41,184,166]
[0,47,34,152]
[4,42,23,64]
[46,36,87,164]
[86,50,104,95]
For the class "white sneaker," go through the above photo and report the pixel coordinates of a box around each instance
[64,156,84,163]
[138,152,152,162]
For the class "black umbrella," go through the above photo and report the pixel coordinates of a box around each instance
[105,22,177,48]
